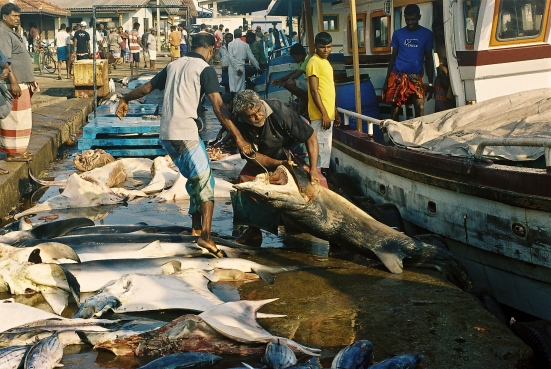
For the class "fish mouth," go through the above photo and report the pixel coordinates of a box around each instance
[268,166,289,186]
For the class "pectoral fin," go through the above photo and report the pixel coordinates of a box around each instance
[41,288,69,315]
[373,248,406,274]
[251,267,276,284]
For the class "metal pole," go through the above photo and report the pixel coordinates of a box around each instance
[156,0,161,52]
[349,0,363,132]
[93,6,97,119]
[288,0,293,43]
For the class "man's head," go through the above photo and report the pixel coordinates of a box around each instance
[314,32,332,59]
[80,21,87,29]
[221,92,234,111]
[238,26,243,31]
[404,4,421,31]
[150,28,156,35]
[178,24,183,30]
[170,25,176,31]
[1,3,21,28]
[290,43,307,63]
[245,31,255,44]
[256,25,262,32]
[133,22,140,30]
[213,25,218,31]
[219,24,224,30]
[118,26,123,33]
[190,33,215,61]
[99,23,105,29]
[234,90,266,128]
[200,23,207,31]
[234,29,242,39]
[224,32,233,44]
[60,23,66,31]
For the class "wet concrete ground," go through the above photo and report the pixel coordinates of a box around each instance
[1,78,534,368]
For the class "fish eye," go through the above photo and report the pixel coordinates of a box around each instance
[264,191,270,197]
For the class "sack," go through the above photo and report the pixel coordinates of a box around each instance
[141,33,149,48]
[0,84,14,120]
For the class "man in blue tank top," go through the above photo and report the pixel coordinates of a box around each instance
[383,4,434,120]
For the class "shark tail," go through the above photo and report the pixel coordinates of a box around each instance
[29,218,95,239]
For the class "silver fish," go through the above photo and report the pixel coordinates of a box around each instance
[24,332,63,369]
[263,340,298,369]
[0,345,30,369]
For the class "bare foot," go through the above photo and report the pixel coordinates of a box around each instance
[197,237,225,258]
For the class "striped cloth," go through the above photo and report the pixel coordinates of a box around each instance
[384,70,424,107]
[0,84,32,154]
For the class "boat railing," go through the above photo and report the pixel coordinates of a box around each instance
[475,138,551,168]
[336,107,382,136]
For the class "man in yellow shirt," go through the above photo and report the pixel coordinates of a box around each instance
[306,32,340,173]
[169,25,181,61]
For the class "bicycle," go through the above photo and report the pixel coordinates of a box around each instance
[37,40,57,74]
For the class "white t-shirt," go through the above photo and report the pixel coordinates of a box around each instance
[180,29,187,45]
[55,30,70,47]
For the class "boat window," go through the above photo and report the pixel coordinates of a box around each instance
[464,0,480,45]
[347,13,367,53]
[495,0,549,42]
[323,15,339,32]
[370,10,391,53]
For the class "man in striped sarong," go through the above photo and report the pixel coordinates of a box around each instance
[0,3,36,163]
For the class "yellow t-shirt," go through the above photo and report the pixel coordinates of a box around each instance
[306,54,335,121]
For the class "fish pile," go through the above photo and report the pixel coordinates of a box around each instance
[0,218,329,367]
[206,146,234,161]
[19,154,243,219]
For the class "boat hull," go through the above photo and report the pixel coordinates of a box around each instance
[332,129,551,320]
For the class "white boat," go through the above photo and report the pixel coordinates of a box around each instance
[263,0,551,319]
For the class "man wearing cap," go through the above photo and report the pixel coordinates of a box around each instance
[146,28,157,70]
[73,21,90,60]
[115,33,253,258]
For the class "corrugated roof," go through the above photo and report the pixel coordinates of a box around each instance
[0,0,70,16]
[198,0,272,14]
[47,0,148,11]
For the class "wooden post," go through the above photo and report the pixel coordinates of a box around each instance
[316,0,323,32]
[119,13,123,27]
[303,0,315,55]
[349,0,362,131]
[57,17,61,30]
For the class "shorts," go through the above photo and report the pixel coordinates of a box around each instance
[180,44,187,57]
[76,53,89,60]
[161,140,214,214]
[170,45,180,58]
[310,119,333,168]
[56,46,68,61]
[148,50,156,61]
[110,50,121,59]
[131,52,140,62]
[221,69,229,86]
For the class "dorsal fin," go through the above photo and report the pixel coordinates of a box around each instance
[30,218,95,239]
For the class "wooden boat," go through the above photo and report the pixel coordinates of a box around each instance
[263,0,551,319]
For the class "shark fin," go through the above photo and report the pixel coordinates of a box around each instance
[41,288,69,315]
[139,240,164,257]
[161,260,182,275]
[28,249,42,264]
[373,249,406,274]
[30,218,95,239]
[34,242,81,263]
[24,264,80,304]
[251,267,276,284]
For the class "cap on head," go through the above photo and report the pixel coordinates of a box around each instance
[80,21,87,26]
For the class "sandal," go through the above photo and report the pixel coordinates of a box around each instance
[0,168,8,175]
[6,152,33,162]
[57,76,62,80]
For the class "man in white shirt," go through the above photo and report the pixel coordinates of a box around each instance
[228,29,259,92]
[147,28,157,70]
[179,24,188,57]
[55,23,71,80]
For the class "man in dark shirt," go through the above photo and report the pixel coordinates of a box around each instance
[231,89,321,245]
[73,21,90,60]
[115,33,252,258]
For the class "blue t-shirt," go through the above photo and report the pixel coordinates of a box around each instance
[391,26,433,75]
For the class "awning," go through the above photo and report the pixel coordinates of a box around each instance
[0,0,70,17]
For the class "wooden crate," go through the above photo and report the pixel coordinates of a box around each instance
[74,60,109,98]
[78,116,165,157]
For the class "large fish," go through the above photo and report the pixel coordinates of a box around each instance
[138,352,222,369]
[0,345,30,369]
[233,164,473,290]
[0,260,80,314]
[0,218,94,247]
[43,257,320,292]
[141,156,179,194]
[0,243,80,264]
[331,340,374,369]
[23,332,64,369]
[93,300,318,357]
[74,270,225,318]
[14,174,127,220]
[152,173,234,202]
[367,354,424,369]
